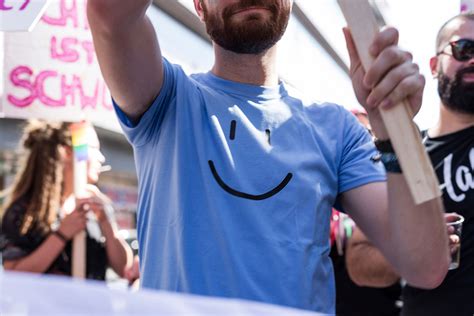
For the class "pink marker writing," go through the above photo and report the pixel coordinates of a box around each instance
[0,0,29,11]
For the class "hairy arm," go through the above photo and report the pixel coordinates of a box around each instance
[87,0,163,122]
[346,227,400,287]
[341,177,449,289]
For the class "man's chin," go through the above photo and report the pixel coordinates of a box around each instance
[228,18,271,33]
[230,9,272,20]
[462,83,474,89]
[462,79,474,86]
[223,40,275,55]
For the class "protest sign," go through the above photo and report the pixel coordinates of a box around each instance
[0,0,50,31]
[1,0,119,132]
[461,0,474,12]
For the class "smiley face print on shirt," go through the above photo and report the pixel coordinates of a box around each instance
[208,118,293,201]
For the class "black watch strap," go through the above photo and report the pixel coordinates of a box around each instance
[374,138,395,153]
[371,152,402,173]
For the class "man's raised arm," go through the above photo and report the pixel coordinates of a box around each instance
[88,0,163,122]
[339,25,450,289]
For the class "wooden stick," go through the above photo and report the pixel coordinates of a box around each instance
[338,0,441,205]
[72,169,87,278]
[72,232,86,278]
[70,122,89,279]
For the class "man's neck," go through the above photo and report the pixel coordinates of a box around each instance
[211,45,279,86]
[429,103,474,137]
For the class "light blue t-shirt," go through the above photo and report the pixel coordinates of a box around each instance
[114,59,386,313]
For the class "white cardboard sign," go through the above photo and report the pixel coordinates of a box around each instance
[461,0,474,12]
[0,0,51,32]
[1,0,120,132]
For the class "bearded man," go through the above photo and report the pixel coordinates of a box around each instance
[345,12,474,316]
[87,1,450,313]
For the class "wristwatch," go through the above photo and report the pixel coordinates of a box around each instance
[374,138,395,153]
[373,138,402,173]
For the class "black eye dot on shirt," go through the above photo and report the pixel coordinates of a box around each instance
[266,129,271,145]
[230,120,237,140]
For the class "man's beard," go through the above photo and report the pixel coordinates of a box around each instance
[438,66,474,115]
[202,0,290,55]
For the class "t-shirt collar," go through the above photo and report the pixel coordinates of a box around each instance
[200,71,289,101]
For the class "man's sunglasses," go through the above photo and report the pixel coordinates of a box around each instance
[437,39,474,62]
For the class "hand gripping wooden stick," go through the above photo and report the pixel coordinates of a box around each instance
[338,0,441,205]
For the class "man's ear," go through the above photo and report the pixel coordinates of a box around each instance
[430,56,439,78]
[194,0,205,22]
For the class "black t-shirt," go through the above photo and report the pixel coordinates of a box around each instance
[0,197,108,280]
[330,245,402,316]
[402,126,474,316]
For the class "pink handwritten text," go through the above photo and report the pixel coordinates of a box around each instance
[42,0,89,30]
[50,36,95,65]
[0,0,30,11]
[8,65,112,111]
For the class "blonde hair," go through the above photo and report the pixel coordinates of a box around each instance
[3,120,72,236]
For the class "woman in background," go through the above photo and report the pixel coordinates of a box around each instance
[1,120,133,280]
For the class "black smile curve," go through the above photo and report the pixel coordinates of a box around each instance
[208,160,293,200]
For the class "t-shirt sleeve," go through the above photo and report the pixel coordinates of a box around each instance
[337,109,386,194]
[113,58,185,147]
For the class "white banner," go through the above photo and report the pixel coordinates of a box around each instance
[0,0,50,31]
[1,0,119,132]
[461,0,474,12]
[1,272,326,316]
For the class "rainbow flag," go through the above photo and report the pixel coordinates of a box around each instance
[70,122,89,162]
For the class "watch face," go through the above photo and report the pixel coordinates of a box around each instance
[380,152,402,173]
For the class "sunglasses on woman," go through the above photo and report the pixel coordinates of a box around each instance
[437,39,474,61]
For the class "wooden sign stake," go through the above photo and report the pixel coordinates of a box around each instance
[70,122,89,279]
[338,0,441,205]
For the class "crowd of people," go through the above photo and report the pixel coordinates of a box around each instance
[341,13,474,315]
[0,121,138,283]
[0,0,473,315]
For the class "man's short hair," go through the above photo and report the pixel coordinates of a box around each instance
[436,13,474,52]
